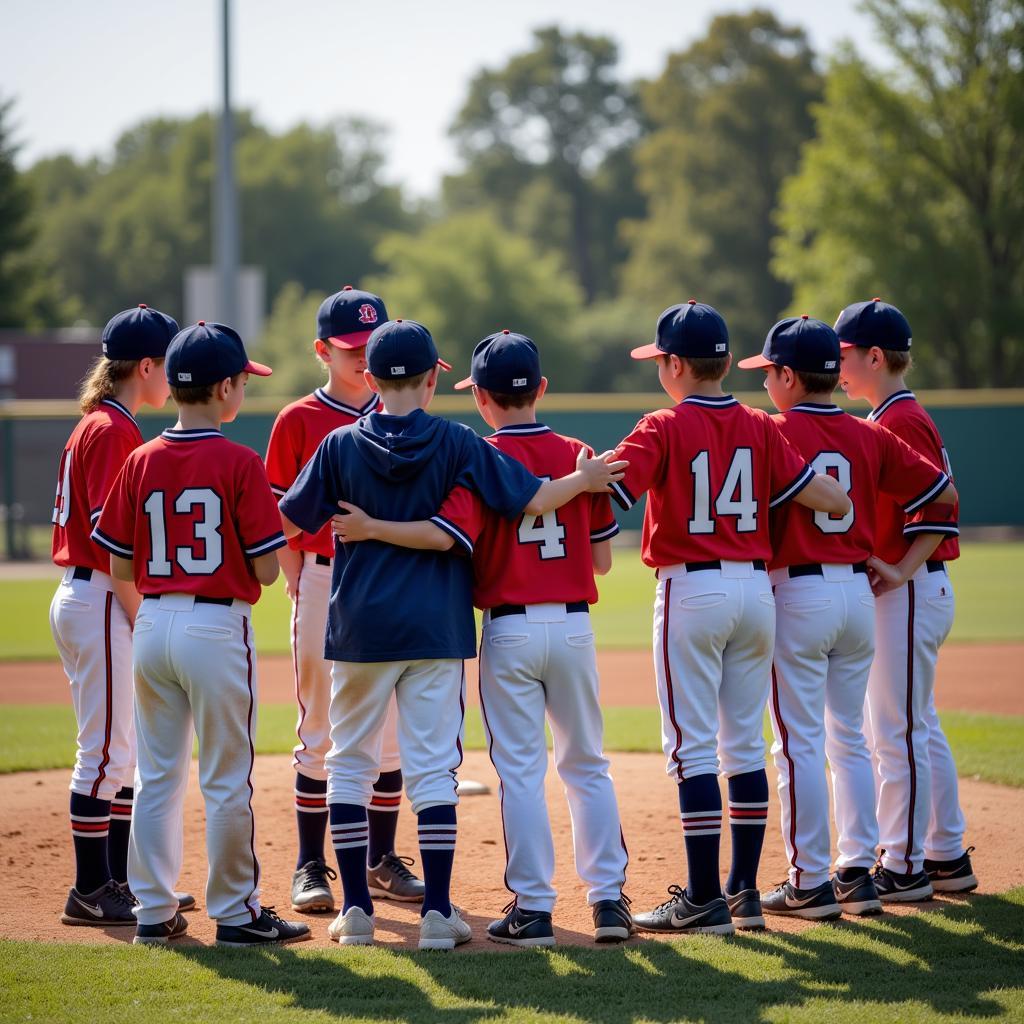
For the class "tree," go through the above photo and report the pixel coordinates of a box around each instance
[774,0,1024,386]
[622,11,822,345]
[248,282,325,397]
[364,211,584,385]
[449,26,642,302]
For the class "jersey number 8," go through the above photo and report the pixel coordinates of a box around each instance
[143,488,224,576]
[811,452,854,534]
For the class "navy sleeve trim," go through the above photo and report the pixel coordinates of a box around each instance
[430,515,474,556]
[903,522,960,538]
[902,472,950,515]
[89,506,103,523]
[590,521,620,542]
[269,483,288,498]
[769,464,815,509]
[90,527,132,558]
[610,481,636,511]
[244,532,288,557]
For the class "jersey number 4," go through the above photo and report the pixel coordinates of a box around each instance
[689,449,757,534]
[143,489,224,576]
[517,477,566,559]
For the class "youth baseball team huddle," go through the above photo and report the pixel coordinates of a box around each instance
[49,285,977,951]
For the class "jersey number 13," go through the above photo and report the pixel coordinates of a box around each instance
[143,489,224,576]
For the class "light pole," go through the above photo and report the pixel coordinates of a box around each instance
[214,0,239,328]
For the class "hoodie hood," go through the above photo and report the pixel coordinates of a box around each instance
[352,408,450,482]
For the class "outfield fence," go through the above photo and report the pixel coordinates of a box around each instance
[3,390,1022,559]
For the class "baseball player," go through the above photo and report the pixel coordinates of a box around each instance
[50,304,195,927]
[837,298,976,900]
[608,300,850,936]
[737,315,957,920]
[278,319,625,949]
[331,331,633,947]
[265,287,421,915]
[93,321,311,947]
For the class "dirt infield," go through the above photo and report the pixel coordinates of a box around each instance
[4,643,1023,714]
[0,750,1019,951]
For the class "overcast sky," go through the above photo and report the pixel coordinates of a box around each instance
[2,0,884,196]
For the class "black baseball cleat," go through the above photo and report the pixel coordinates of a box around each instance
[832,873,883,916]
[762,880,842,920]
[871,864,934,902]
[291,859,337,913]
[61,880,136,926]
[215,906,312,947]
[487,901,555,948]
[632,885,735,935]
[118,881,196,913]
[925,846,978,893]
[592,896,635,943]
[133,912,189,946]
[725,888,765,930]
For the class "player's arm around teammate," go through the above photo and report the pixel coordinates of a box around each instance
[50,305,183,929]
[837,298,976,900]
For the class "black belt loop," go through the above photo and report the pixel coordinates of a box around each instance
[490,600,589,620]
[684,559,767,573]
[71,566,93,582]
[315,554,332,567]
[926,560,946,573]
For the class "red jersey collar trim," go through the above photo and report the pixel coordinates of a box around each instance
[314,388,380,418]
[101,398,137,427]
[492,422,551,437]
[681,394,738,408]
[791,402,843,415]
[868,389,915,422]
[161,428,222,442]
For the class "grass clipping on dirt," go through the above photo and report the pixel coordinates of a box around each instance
[2,890,1023,1024]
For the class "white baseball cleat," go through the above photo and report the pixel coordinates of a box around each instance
[419,905,472,950]
[327,905,375,946]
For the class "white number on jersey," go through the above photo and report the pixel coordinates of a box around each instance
[517,476,566,559]
[811,452,854,534]
[689,448,758,534]
[941,447,954,480]
[52,449,72,527]
[144,488,224,576]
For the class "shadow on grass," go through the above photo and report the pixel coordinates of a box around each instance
[176,892,1024,1024]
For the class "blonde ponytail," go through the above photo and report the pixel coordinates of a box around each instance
[78,357,137,414]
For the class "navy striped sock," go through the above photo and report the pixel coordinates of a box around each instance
[368,769,402,867]
[725,770,769,894]
[108,787,133,885]
[295,773,328,869]
[418,805,457,917]
[69,792,111,894]
[679,774,722,905]
[329,803,372,914]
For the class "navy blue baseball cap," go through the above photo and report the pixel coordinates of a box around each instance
[316,286,388,349]
[101,304,179,360]
[631,299,729,360]
[365,319,451,381]
[738,315,840,374]
[165,321,272,387]
[834,298,912,352]
[453,330,542,394]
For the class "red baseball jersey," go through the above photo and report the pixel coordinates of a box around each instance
[51,398,143,573]
[434,423,619,608]
[612,395,814,568]
[868,389,960,564]
[93,428,287,604]
[768,402,951,570]
[265,388,381,559]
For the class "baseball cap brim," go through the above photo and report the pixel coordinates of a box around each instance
[737,354,774,369]
[437,358,452,372]
[326,329,374,350]
[838,340,857,349]
[630,343,663,360]
[453,375,474,390]
[244,360,273,377]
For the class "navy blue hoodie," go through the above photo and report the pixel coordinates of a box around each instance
[280,408,540,661]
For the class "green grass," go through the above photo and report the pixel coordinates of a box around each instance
[3,704,1021,787]
[2,891,1023,1023]
[4,542,1022,660]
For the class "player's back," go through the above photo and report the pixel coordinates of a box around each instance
[614,396,813,567]
[471,425,618,608]
[94,427,285,605]
[52,399,142,572]
[869,391,960,564]
[770,402,949,570]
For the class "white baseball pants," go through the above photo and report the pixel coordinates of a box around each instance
[326,658,465,814]
[290,553,399,781]
[653,563,776,781]
[479,606,628,913]
[49,568,135,801]
[866,564,965,872]
[768,567,878,889]
[129,595,263,926]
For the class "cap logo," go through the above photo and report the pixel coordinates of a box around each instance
[513,377,527,387]
[177,372,192,382]
[907,337,912,347]
[390,365,405,375]
[824,359,837,369]
[102,342,108,355]
[358,304,378,325]
[716,343,726,353]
